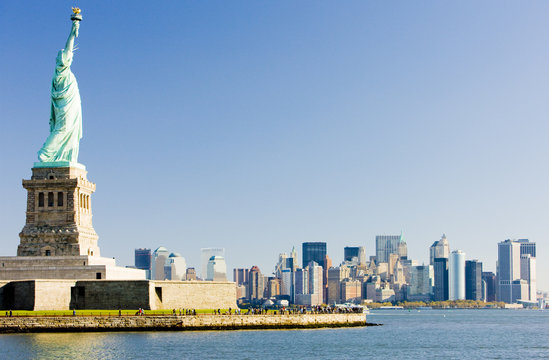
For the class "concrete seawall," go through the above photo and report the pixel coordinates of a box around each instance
[0,314,370,333]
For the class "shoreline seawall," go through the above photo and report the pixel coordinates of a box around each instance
[0,314,373,333]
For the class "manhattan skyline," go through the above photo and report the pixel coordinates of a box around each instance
[0,2,547,290]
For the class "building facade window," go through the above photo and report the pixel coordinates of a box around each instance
[38,192,44,207]
[58,192,64,207]
[48,192,54,207]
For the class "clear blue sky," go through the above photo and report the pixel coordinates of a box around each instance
[0,1,547,289]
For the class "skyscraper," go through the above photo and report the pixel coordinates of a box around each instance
[295,262,324,306]
[303,241,329,303]
[280,268,294,301]
[497,240,522,303]
[275,247,298,278]
[430,234,450,265]
[164,253,187,281]
[134,248,152,279]
[481,271,496,302]
[518,239,536,257]
[341,280,362,303]
[247,266,264,300]
[265,277,280,298]
[520,254,536,302]
[407,265,434,302]
[433,258,449,301]
[152,246,170,280]
[302,242,327,269]
[308,261,324,304]
[344,246,366,265]
[201,248,225,279]
[233,268,250,286]
[290,246,299,270]
[518,239,537,302]
[327,266,350,304]
[449,250,465,300]
[375,234,407,263]
[432,235,450,302]
[294,267,309,298]
[323,254,332,304]
[465,260,482,301]
[206,256,227,281]
[398,241,408,261]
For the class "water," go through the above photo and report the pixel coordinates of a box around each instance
[0,310,547,359]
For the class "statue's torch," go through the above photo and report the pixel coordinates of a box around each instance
[71,7,82,21]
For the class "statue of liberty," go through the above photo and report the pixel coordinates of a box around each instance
[37,13,82,165]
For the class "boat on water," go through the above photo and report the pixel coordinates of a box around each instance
[378,306,404,310]
[334,303,369,314]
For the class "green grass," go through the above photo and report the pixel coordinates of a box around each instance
[1,309,279,317]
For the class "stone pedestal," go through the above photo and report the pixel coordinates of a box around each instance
[0,165,146,282]
[17,166,100,257]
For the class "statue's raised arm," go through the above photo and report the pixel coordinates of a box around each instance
[37,16,83,165]
[64,21,79,55]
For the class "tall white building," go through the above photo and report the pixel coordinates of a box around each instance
[430,234,450,265]
[518,239,537,302]
[497,239,522,303]
[152,246,170,280]
[295,262,324,306]
[275,247,298,278]
[308,261,323,297]
[520,254,536,302]
[206,255,227,281]
[449,250,465,300]
[164,253,187,281]
[201,248,225,279]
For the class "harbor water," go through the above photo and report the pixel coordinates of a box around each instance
[0,309,547,359]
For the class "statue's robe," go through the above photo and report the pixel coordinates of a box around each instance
[38,48,82,163]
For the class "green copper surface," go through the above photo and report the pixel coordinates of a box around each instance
[37,20,82,165]
[33,161,85,170]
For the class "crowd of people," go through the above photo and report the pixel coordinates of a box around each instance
[202,305,364,315]
[157,305,363,316]
[3,306,362,317]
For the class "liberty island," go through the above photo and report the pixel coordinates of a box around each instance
[0,9,238,313]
